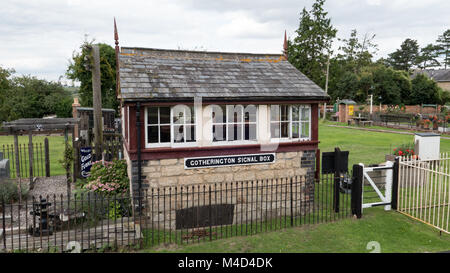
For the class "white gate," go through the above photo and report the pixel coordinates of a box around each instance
[359,161,394,212]
[397,153,450,234]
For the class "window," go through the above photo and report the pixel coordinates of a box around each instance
[172,105,196,144]
[211,105,257,142]
[146,106,196,147]
[147,106,171,145]
[270,105,310,140]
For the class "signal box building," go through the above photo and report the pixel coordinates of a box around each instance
[115,30,329,197]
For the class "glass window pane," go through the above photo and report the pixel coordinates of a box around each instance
[245,124,257,140]
[270,122,280,138]
[227,124,242,141]
[172,108,184,124]
[148,126,158,143]
[244,105,257,122]
[270,105,280,121]
[281,105,289,121]
[301,107,310,121]
[301,122,310,138]
[281,122,289,138]
[212,105,226,123]
[292,122,300,138]
[213,125,226,141]
[173,125,184,143]
[160,107,170,124]
[186,125,196,142]
[228,105,242,123]
[148,107,158,124]
[160,125,170,142]
[292,105,300,121]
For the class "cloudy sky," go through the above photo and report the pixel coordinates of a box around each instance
[1,0,449,84]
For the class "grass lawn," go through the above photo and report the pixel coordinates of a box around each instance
[142,207,450,253]
[319,121,450,167]
[140,122,450,253]
[0,134,68,176]
[2,122,450,253]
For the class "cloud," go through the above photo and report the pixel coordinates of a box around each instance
[0,0,448,82]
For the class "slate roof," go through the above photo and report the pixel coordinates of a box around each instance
[413,69,450,82]
[118,47,328,102]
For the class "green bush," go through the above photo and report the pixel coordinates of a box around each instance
[83,159,129,195]
[0,179,28,204]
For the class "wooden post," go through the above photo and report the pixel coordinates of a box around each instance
[92,44,103,161]
[44,138,50,177]
[333,147,340,213]
[72,127,78,183]
[64,127,71,197]
[13,134,22,203]
[351,164,364,219]
[28,131,34,188]
[323,55,330,121]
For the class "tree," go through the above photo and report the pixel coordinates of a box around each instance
[0,75,72,122]
[436,29,450,69]
[288,0,337,88]
[416,44,441,69]
[387,38,420,71]
[371,65,411,105]
[0,66,14,122]
[410,73,443,105]
[337,29,378,74]
[333,71,359,101]
[66,41,117,111]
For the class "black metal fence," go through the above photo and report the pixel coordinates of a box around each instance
[1,140,49,179]
[1,174,354,253]
[354,111,450,131]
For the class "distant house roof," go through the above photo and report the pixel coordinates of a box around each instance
[118,47,329,102]
[338,99,356,105]
[413,69,450,82]
[77,107,115,113]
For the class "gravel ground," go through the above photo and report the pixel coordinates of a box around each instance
[2,175,75,229]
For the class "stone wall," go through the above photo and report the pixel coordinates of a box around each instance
[133,150,315,190]
[143,175,315,230]
[124,149,317,230]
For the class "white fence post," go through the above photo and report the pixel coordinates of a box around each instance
[384,161,394,211]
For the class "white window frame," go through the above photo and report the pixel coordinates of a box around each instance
[270,104,311,142]
[211,104,259,145]
[145,106,198,148]
[170,105,197,148]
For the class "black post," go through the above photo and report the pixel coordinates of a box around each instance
[391,157,399,210]
[290,177,294,227]
[44,138,50,177]
[333,148,341,213]
[2,197,6,250]
[351,164,363,218]
[136,102,142,215]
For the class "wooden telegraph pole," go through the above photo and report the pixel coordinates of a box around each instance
[92,44,103,161]
[323,55,330,121]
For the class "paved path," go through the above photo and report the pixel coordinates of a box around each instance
[325,125,450,140]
